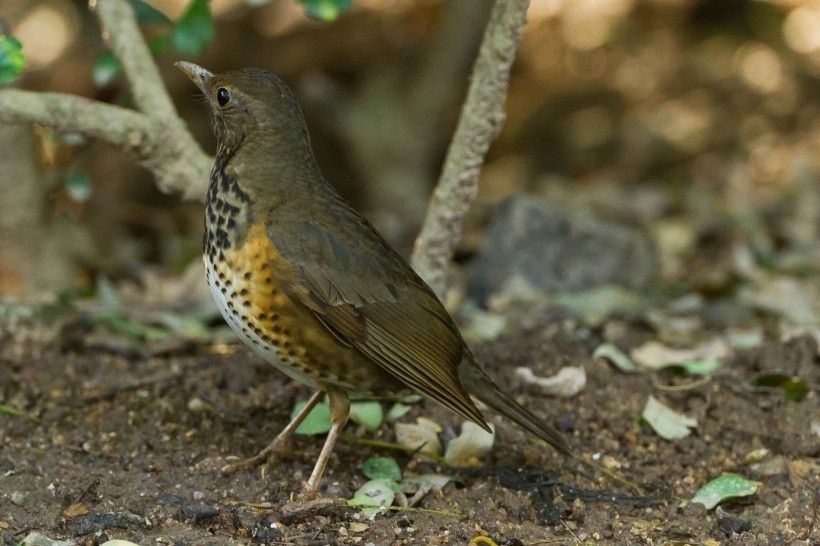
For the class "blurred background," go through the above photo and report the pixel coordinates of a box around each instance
[1,0,819,342]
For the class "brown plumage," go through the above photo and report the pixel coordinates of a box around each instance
[177,62,572,497]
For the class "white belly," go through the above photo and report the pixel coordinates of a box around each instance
[203,252,324,389]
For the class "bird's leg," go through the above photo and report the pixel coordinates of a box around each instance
[301,385,349,499]
[221,389,325,475]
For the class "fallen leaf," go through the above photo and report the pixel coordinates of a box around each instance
[593,343,639,373]
[292,400,331,436]
[394,422,442,456]
[348,522,369,533]
[62,503,89,518]
[642,395,697,440]
[691,473,760,509]
[349,401,383,431]
[444,422,495,466]
[362,456,401,481]
[514,366,586,397]
[631,338,728,370]
[347,478,400,519]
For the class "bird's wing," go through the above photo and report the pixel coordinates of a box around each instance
[266,200,488,428]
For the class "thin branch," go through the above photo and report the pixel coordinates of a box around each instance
[411,0,530,298]
[0,90,154,150]
[0,88,210,198]
[94,0,177,121]
[0,0,210,199]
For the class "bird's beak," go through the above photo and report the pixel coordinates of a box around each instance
[175,61,214,95]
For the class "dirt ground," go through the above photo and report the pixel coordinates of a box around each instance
[0,308,817,546]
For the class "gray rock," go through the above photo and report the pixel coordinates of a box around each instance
[468,195,656,305]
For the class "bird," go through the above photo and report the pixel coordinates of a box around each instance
[176,61,572,498]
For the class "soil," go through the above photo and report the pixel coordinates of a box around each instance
[0,312,818,546]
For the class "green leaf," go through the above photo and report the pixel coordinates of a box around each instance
[292,400,331,436]
[0,404,37,422]
[691,473,760,509]
[659,359,722,376]
[65,171,92,202]
[752,373,809,402]
[386,402,412,421]
[349,400,383,431]
[298,0,352,21]
[171,0,214,55]
[148,34,172,56]
[0,36,26,84]
[347,478,399,519]
[130,0,174,26]
[593,343,639,373]
[362,456,401,481]
[92,51,121,87]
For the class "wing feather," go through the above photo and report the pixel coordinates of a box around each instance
[267,201,488,429]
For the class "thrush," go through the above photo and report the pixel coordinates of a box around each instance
[177,62,572,497]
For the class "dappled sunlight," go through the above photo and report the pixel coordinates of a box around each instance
[13,0,80,68]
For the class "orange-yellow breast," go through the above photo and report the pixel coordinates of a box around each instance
[204,221,400,396]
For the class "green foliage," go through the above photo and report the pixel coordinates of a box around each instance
[292,400,332,436]
[347,478,400,518]
[298,0,352,21]
[93,0,212,87]
[171,0,214,55]
[385,402,412,421]
[593,343,638,373]
[659,359,722,375]
[362,456,401,481]
[691,473,760,509]
[90,310,171,342]
[65,171,93,203]
[130,0,174,27]
[752,373,809,402]
[349,400,383,431]
[93,51,121,88]
[0,36,26,84]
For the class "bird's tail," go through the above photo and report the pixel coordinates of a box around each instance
[459,356,573,457]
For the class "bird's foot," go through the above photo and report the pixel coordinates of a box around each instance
[220,435,290,477]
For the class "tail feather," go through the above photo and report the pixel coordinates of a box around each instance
[459,358,573,457]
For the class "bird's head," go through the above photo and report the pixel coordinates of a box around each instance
[176,62,308,154]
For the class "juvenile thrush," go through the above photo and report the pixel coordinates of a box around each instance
[177,62,572,497]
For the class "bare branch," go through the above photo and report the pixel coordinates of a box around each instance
[0,89,154,149]
[0,88,211,198]
[411,0,530,298]
[0,0,210,199]
[94,0,177,121]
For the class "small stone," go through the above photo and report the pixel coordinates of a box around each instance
[187,398,207,412]
[10,491,24,506]
[468,195,655,305]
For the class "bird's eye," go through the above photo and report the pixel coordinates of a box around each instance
[216,87,231,107]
